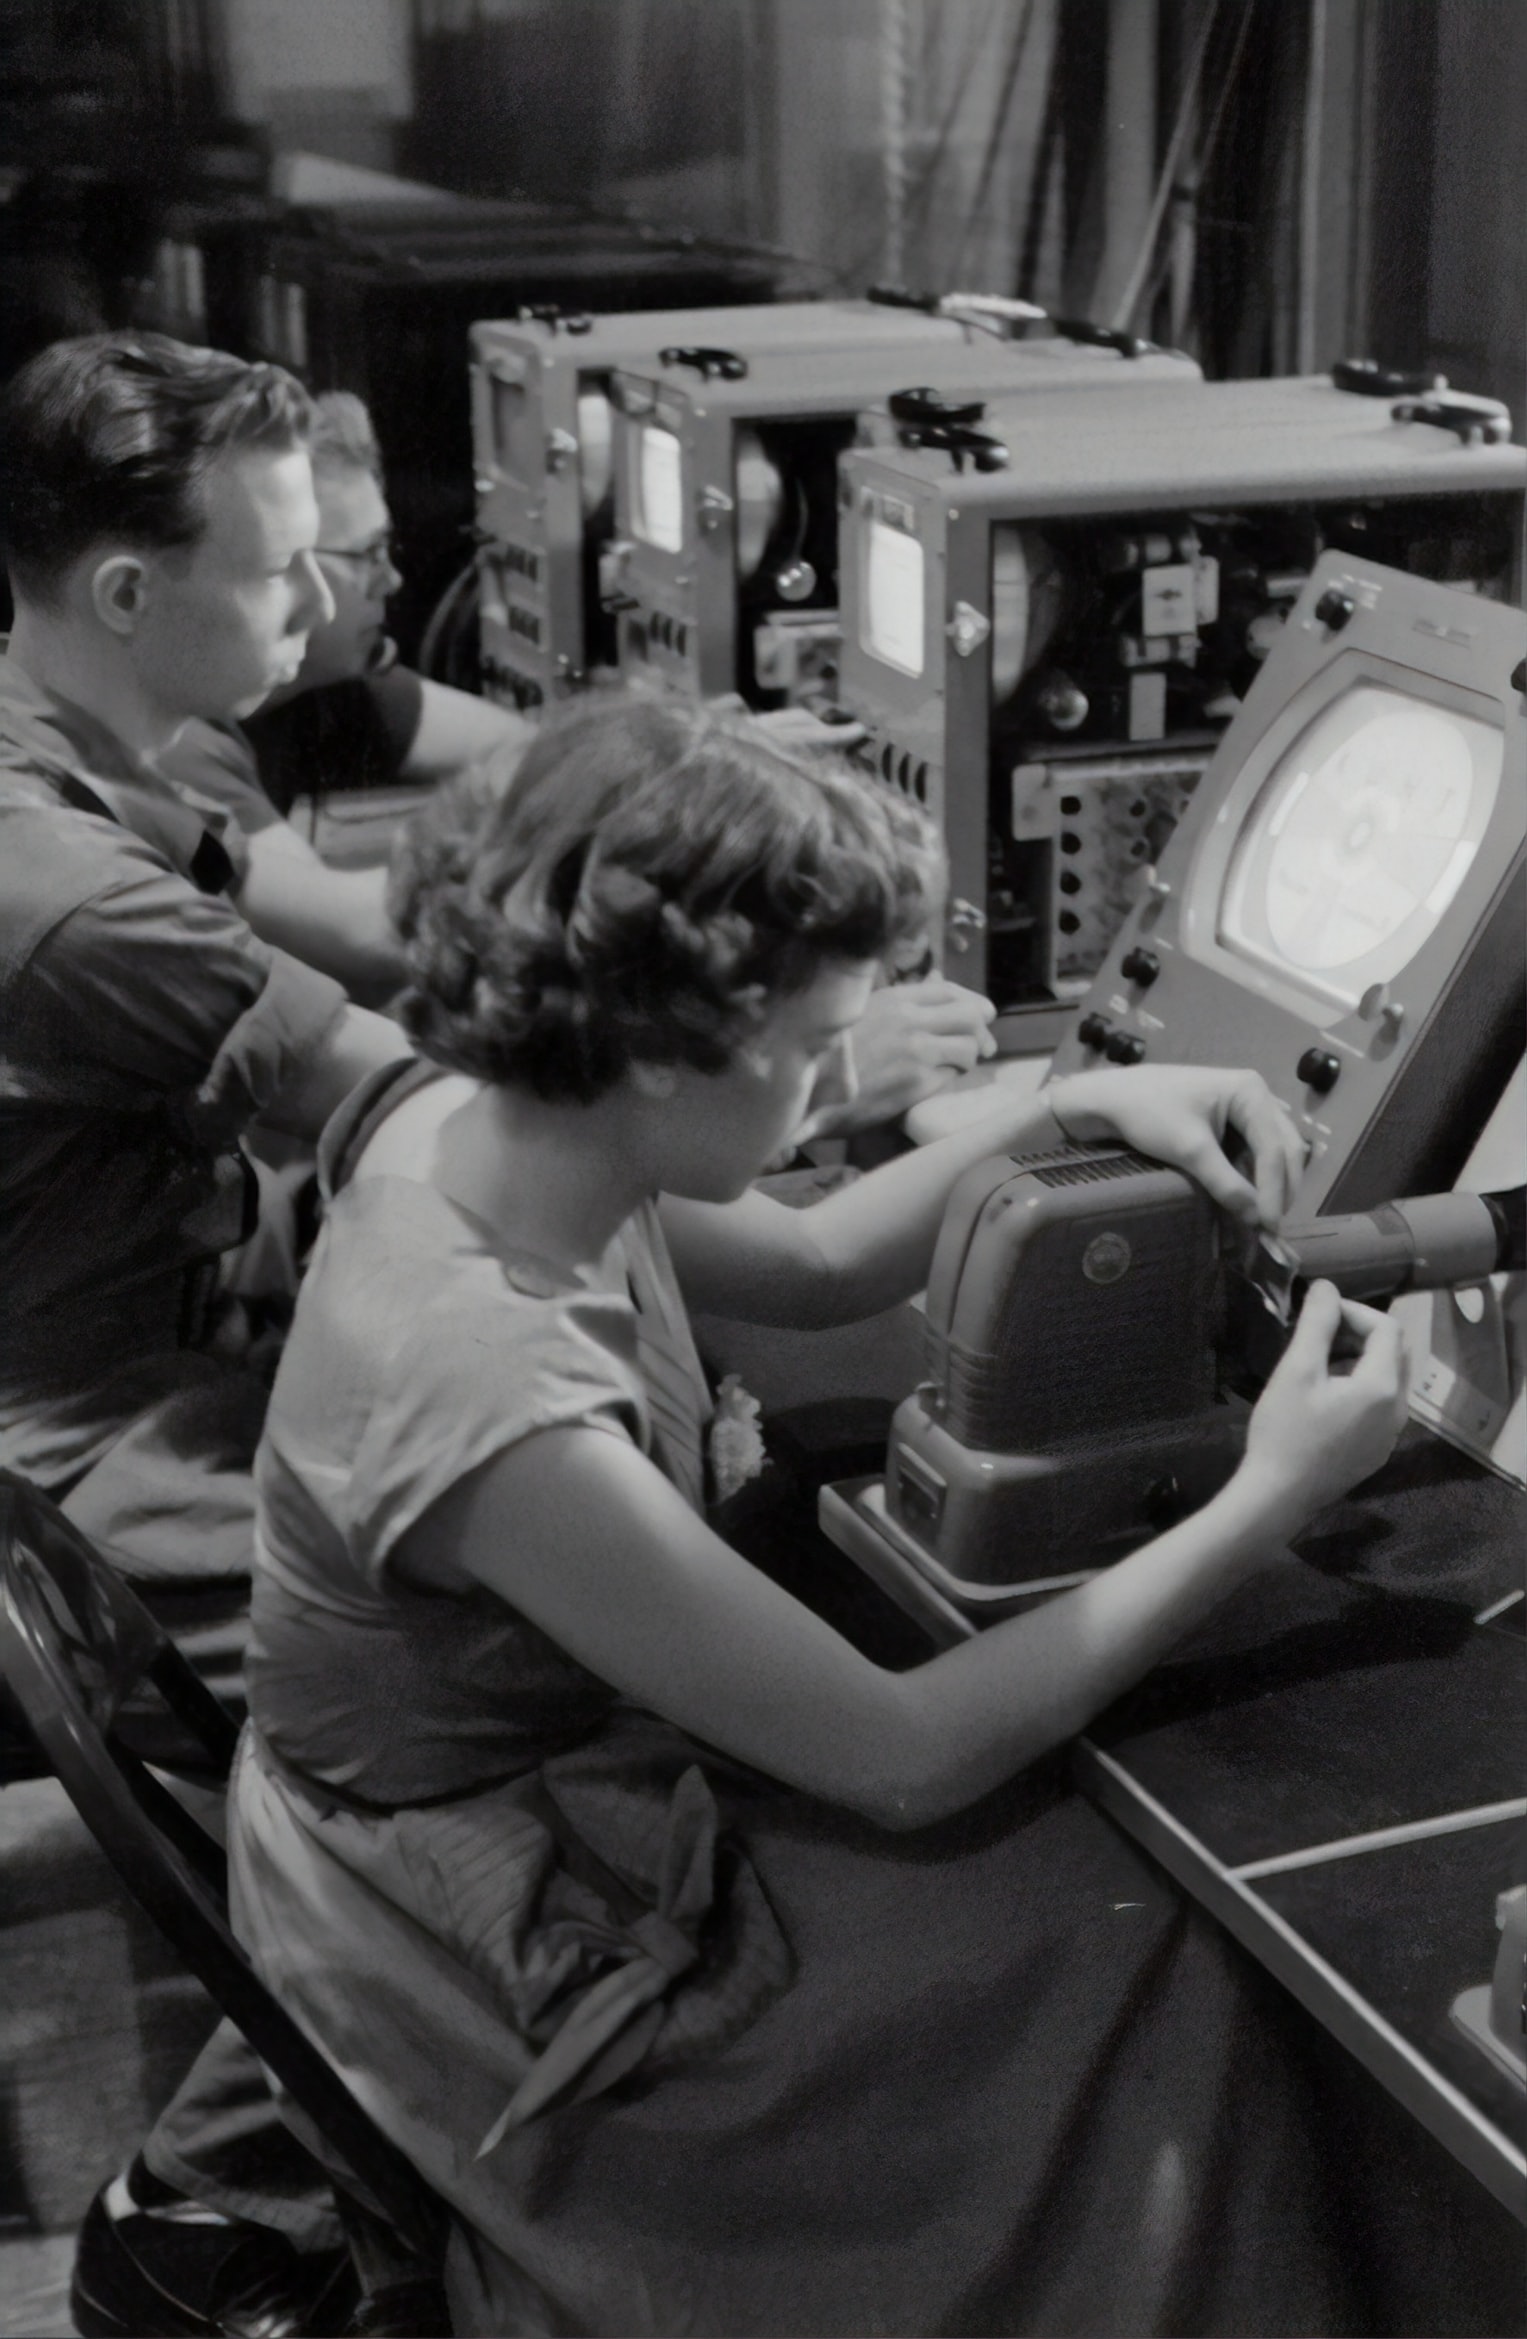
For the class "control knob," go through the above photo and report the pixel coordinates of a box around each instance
[1297,1048,1341,1095]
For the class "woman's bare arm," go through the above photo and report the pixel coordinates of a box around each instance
[396,1290,1405,1830]
[660,1064,1307,1327]
[658,1083,1070,1325]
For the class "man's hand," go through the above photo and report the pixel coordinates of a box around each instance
[807,976,998,1138]
[723,701,869,754]
[1047,1063,1308,1231]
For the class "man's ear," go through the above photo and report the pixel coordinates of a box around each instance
[90,552,149,638]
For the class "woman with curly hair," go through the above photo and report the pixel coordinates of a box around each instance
[229,692,1408,2336]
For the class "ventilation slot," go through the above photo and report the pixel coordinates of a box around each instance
[1029,1150,1150,1188]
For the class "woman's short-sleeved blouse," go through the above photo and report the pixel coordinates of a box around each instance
[245,1064,714,1807]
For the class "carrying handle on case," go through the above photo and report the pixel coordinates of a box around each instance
[659,345,748,381]
[1333,356,1444,397]
[888,385,989,428]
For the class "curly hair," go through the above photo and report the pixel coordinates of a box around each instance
[0,331,312,605]
[389,694,943,1102]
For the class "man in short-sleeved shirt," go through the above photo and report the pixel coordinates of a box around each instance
[0,656,353,1584]
[160,392,533,1006]
[0,331,410,2338]
[242,658,427,811]
[164,391,1004,1118]
[170,387,528,830]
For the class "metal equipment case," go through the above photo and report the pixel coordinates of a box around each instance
[606,335,1202,714]
[835,374,1525,1049]
[468,301,990,709]
[1048,556,1527,1217]
[247,192,778,656]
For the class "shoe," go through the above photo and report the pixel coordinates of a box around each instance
[71,2163,359,2339]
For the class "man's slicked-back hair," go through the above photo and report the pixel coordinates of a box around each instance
[0,331,314,604]
[308,390,384,485]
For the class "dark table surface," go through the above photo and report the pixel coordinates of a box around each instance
[1073,1426,1526,2218]
[704,1281,1527,2221]
[1086,1427,1525,1861]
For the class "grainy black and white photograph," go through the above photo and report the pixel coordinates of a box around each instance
[0,3,1523,2335]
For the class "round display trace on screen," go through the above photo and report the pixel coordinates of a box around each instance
[1219,683,1502,1010]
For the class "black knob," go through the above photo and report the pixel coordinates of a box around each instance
[1512,658,1526,696]
[1297,1047,1341,1095]
[1145,1475,1183,1528]
[1105,1031,1147,1065]
[1077,1012,1112,1051]
[1120,946,1160,987]
[1332,357,1443,399]
[888,385,987,427]
[1314,586,1355,632]
[659,344,747,380]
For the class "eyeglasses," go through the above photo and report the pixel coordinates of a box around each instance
[315,535,400,588]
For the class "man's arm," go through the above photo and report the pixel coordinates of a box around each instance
[235,671,532,996]
[399,677,535,782]
[22,841,411,1148]
[256,996,411,1140]
[160,715,408,1005]
[803,975,998,1135]
[234,820,405,1007]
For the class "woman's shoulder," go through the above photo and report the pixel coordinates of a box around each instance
[315,1169,648,1400]
[268,1170,653,1582]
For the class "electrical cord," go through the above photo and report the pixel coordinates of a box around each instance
[951,0,1040,285]
[1109,0,1224,335]
[1132,0,1260,346]
[1014,31,1065,302]
[418,556,481,690]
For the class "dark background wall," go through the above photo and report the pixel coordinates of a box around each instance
[1,0,1521,419]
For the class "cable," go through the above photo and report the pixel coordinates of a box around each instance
[880,0,913,286]
[1015,30,1065,302]
[1297,0,1328,372]
[951,0,1040,284]
[901,0,1008,257]
[1129,0,1259,356]
[785,0,1017,301]
[418,556,480,689]
[1109,0,1223,335]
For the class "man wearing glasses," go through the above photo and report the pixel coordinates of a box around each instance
[0,333,418,2337]
[170,391,999,1120]
[234,391,528,814]
[161,391,532,1006]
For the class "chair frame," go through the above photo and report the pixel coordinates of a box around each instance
[0,1469,449,2272]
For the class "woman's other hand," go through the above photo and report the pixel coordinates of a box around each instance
[1240,1283,1409,1529]
[1047,1063,1307,1231]
[804,976,998,1138]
